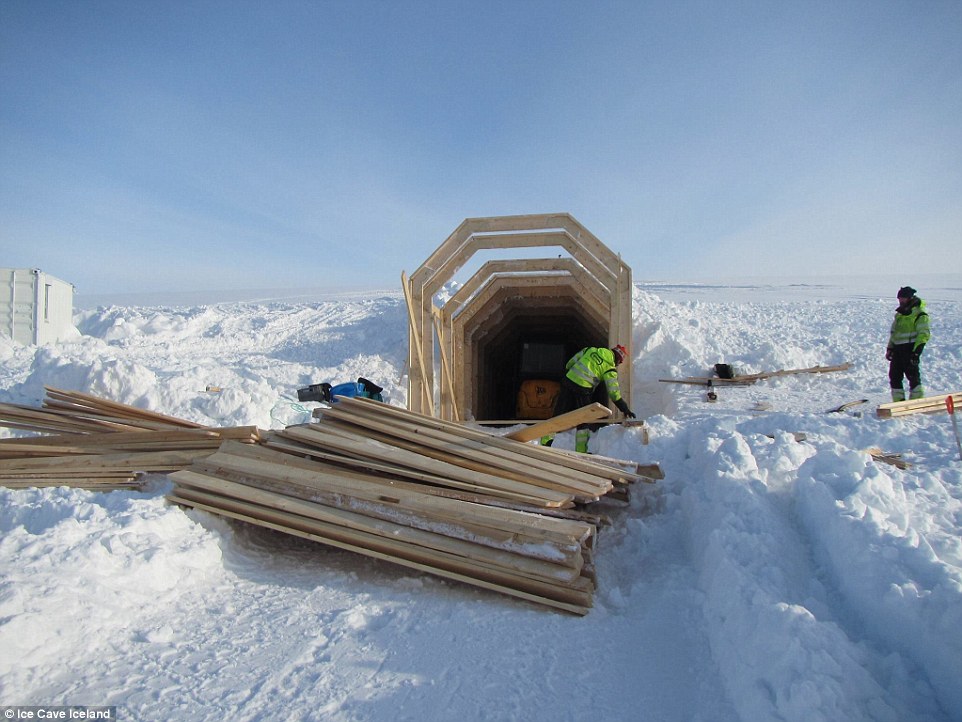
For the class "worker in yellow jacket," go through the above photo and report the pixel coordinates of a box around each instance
[886,286,930,401]
[541,344,635,453]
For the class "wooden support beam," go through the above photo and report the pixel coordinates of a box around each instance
[504,403,612,442]
[401,271,435,417]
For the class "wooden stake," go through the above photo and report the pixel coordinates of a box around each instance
[401,271,435,416]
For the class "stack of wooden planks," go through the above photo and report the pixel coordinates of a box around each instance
[0,387,261,489]
[167,396,660,614]
[2,388,662,613]
[876,392,962,419]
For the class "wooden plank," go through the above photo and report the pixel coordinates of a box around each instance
[658,377,753,386]
[264,436,552,507]
[168,490,592,614]
[545,446,664,481]
[44,386,205,428]
[864,447,911,469]
[263,437,601,521]
[1,478,141,489]
[324,397,620,487]
[288,420,574,506]
[184,456,588,556]
[400,271,436,417]
[660,363,851,387]
[281,424,574,507]
[0,443,102,457]
[215,440,593,543]
[326,396,651,487]
[432,308,461,421]
[319,413,606,503]
[0,468,144,478]
[39,403,192,432]
[198,441,592,543]
[317,402,612,499]
[0,428,219,447]
[171,470,584,582]
[876,392,962,418]
[0,449,213,472]
[0,402,118,434]
[742,363,851,381]
[504,403,612,442]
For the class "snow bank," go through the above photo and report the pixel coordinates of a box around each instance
[0,483,226,698]
[797,449,962,715]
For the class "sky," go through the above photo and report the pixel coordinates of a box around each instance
[1,0,960,296]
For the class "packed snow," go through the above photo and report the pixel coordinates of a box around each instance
[1,276,961,722]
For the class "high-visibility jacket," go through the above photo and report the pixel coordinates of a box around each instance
[888,298,930,352]
[565,347,623,402]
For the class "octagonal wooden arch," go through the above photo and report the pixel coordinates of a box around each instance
[404,213,632,421]
[454,279,609,420]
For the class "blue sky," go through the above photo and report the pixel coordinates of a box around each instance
[1,0,960,295]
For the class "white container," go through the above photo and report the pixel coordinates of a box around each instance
[0,268,75,345]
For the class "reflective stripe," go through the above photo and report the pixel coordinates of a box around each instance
[566,348,601,388]
[564,347,623,402]
[889,301,930,349]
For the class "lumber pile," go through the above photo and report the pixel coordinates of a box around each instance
[660,363,851,386]
[2,388,663,613]
[876,392,962,419]
[168,396,660,614]
[0,387,261,490]
[0,386,206,434]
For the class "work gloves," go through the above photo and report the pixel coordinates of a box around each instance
[886,346,923,367]
[615,398,636,419]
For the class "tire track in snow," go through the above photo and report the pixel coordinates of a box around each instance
[675,424,946,721]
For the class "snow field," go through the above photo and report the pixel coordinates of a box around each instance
[1,279,960,721]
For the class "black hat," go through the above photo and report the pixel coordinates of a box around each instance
[897,286,916,299]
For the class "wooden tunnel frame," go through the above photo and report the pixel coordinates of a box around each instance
[404,213,633,422]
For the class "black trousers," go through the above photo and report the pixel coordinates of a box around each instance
[888,344,921,390]
[553,378,608,431]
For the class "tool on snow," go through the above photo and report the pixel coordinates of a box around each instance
[827,399,868,413]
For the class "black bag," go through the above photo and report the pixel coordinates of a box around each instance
[714,363,735,380]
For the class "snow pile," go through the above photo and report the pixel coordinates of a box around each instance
[1,279,960,721]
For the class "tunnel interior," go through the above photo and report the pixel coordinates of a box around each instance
[467,297,608,420]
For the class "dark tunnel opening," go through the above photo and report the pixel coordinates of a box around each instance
[470,301,608,420]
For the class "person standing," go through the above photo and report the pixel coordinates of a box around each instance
[541,344,635,453]
[886,286,930,401]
